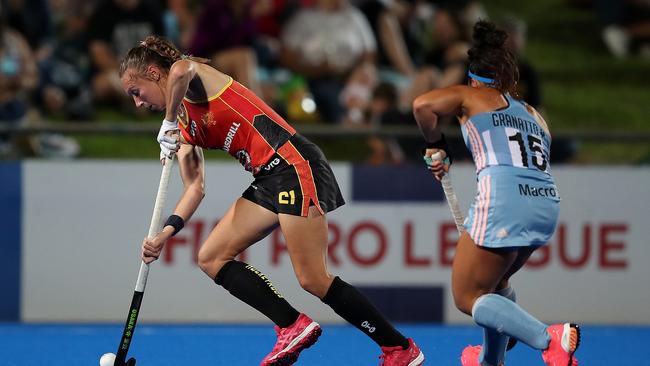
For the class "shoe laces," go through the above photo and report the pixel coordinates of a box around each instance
[378,345,403,365]
[270,326,293,351]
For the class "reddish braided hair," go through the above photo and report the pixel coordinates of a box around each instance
[119,35,208,78]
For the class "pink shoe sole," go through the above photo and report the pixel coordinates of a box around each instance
[265,325,322,366]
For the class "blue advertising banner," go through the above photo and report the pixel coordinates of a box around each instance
[0,162,21,320]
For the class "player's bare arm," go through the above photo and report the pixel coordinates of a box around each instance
[413,85,466,143]
[173,144,205,222]
[164,59,196,121]
[142,144,204,263]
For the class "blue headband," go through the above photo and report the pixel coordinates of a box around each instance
[468,71,495,85]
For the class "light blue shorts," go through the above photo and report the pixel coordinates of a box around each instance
[463,166,560,248]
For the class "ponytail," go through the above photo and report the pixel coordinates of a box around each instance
[119,35,209,78]
[467,21,519,96]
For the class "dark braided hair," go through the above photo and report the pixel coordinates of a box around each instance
[119,35,208,79]
[467,20,519,96]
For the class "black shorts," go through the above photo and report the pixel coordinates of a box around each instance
[242,134,345,217]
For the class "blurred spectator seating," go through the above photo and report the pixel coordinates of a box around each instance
[0,7,79,158]
[280,0,378,124]
[37,0,95,120]
[594,0,650,57]
[170,0,266,95]
[497,15,576,163]
[0,14,38,156]
[87,0,164,109]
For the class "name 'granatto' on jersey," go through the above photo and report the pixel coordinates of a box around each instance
[491,112,546,138]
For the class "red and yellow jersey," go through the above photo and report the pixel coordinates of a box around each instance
[177,78,296,175]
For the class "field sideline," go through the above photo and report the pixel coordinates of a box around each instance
[1,323,645,365]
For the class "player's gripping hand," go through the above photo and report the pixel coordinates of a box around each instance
[423,148,450,181]
[142,234,168,264]
[157,119,180,161]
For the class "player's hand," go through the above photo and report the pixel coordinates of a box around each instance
[423,148,450,181]
[157,119,180,161]
[142,234,167,264]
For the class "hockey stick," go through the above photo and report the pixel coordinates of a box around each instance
[429,153,520,351]
[430,152,465,233]
[112,156,175,366]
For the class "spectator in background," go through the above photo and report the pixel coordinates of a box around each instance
[422,5,470,87]
[425,0,487,36]
[365,81,409,164]
[355,0,443,112]
[165,0,196,47]
[0,6,38,156]
[406,4,475,162]
[253,1,304,73]
[88,0,164,108]
[0,4,79,158]
[184,0,266,95]
[357,0,416,78]
[2,0,55,63]
[37,0,94,120]
[596,0,650,57]
[281,0,378,124]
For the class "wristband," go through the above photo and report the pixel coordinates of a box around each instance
[422,133,453,165]
[164,214,185,236]
[424,133,448,150]
[162,118,178,129]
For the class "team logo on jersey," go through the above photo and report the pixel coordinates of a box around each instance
[264,157,281,171]
[223,122,241,152]
[189,120,197,137]
[177,104,188,127]
[517,183,558,198]
[234,149,255,173]
[201,111,216,127]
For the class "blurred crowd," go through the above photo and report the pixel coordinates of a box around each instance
[1,0,646,161]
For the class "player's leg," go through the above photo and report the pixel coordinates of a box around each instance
[500,248,580,366]
[280,207,424,365]
[198,197,301,329]
[454,232,579,366]
[454,230,524,366]
[469,247,534,366]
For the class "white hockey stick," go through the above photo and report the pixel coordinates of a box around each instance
[430,152,465,234]
[113,156,175,366]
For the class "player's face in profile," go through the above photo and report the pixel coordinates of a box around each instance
[120,68,166,112]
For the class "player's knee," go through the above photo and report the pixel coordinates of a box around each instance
[453,294,474,315]
[197,246,233,278]
[453,289,487,316]
[296,272,331,298]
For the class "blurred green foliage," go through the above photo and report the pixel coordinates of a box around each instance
[485,0,650,163]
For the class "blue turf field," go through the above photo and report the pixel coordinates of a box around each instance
[0,323,645,365]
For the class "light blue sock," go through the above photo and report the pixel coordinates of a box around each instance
[472,293,551,351]
[478,287,516,366]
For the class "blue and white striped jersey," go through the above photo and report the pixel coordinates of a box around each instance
[461,94,551,175]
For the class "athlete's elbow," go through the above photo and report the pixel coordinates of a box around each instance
[412,95,429,115]
[413,98,435,122]
[413,102,438,130]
